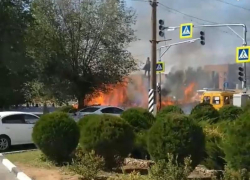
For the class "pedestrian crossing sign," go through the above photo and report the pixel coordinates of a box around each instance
[180,23,193,39]
[236,46,250,63]
[156,62,164,73]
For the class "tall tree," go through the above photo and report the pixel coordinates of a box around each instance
[28,0,137,108]
[0,0,34,108]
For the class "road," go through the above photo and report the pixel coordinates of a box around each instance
[0,163,18,180]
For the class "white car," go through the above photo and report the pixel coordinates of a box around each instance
[75,106,124,120]
[0,111,39,152]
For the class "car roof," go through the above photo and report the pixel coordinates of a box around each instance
[0,111,39,117]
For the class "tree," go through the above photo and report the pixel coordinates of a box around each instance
[0,0,35,108]
[28,0,137,108]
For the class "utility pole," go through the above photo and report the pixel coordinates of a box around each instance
[149,0,157,116]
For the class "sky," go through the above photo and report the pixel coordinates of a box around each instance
[125,0,250,72]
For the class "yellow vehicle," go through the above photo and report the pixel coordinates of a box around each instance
[200,91,236,110]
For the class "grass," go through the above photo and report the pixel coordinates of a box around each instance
[5,150,54,168]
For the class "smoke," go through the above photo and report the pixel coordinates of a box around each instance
[127,0,250,71]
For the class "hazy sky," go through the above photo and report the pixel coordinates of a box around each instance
[126,0,250,72]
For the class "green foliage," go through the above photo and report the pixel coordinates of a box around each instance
[56,105,75,113]
[202,124,225,170]
[131,130,150,160]
[156,105,184,119]
[79,114,135,169]
[78,114,101,128]
[190,102,219,123]
[148,113,205,167]
[219,105,243,121]
[121,107,155,132]
[29,0,137,106]
[0,0,35,108]
[32,112,80,164]
[243,100,250,112]
[70,147,104,180]
[223,111,250,170]
[148,154,192,180]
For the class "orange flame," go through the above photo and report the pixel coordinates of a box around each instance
[84,75,197,108]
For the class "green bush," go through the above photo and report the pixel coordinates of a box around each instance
[70,147,104,180]
[79,114,135,169]
[219,105,243,121]
[148,113,205,167]
[56,105,76,113]
[78,114,101,128]
[131,130,150,160]
[202,124,225,170]
[121,107,155,132]
[223,111,250,170]
[190,102,219,123]
[148,154,192,180]
[156,105,184,119]
[32,112,80,164]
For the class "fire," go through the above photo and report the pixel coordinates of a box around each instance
[84,75,197,108]
[184,82,196,102]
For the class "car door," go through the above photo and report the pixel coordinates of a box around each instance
[1,114,27,145]
[23,114,39,143]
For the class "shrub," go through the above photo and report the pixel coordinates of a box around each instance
[148,113,205,167]
[223,111,250,170]
[202,124,225,170]
[131,130,150,160]
[32,112,80,164]
[156,105,184,119]
[56,105,76,113]
[219,105,243,121]
[70,148,104,180]
[148,154,192,180]
[80,114,135,169]
[78,114,101,128]
[243,100,250,112]
[121,107,155,132]
[190,102,219,123]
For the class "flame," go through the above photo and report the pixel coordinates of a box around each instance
[84,76,197,109]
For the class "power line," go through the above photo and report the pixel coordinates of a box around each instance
[213,0,250,12]
[158,2,235,36]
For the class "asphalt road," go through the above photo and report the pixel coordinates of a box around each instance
[0,163,18,180]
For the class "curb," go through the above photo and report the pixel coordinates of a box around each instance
[0,153,32,180]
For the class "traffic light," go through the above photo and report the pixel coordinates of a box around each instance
[159,19,165,37]
[200,31,205,45]
[238,67,244,81]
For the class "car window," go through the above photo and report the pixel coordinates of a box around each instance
[113,108,124,114]
[203,96,210,103]
[80,107,99,112]
[101,107,114,113]
[24,114,39,124]
[2,115,25,124]
[212,96,220,104]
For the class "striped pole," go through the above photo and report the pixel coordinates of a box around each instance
[148,89,154,114]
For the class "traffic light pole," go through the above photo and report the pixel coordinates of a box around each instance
[150,0,157,116]
[165,23,248,91]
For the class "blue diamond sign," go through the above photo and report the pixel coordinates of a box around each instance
[236,46,250,63]
[156,62,164,73]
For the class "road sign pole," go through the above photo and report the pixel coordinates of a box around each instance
[158,48,162,110]
[149,0,157,116]
[243,26,248,91]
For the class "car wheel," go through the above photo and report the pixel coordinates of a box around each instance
[0,136,10,152]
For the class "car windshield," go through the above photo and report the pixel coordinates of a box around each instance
[80,107,99,112]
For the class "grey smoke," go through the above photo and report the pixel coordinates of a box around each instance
[127,0,250,71]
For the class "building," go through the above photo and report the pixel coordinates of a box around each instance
[204,63,250,90]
